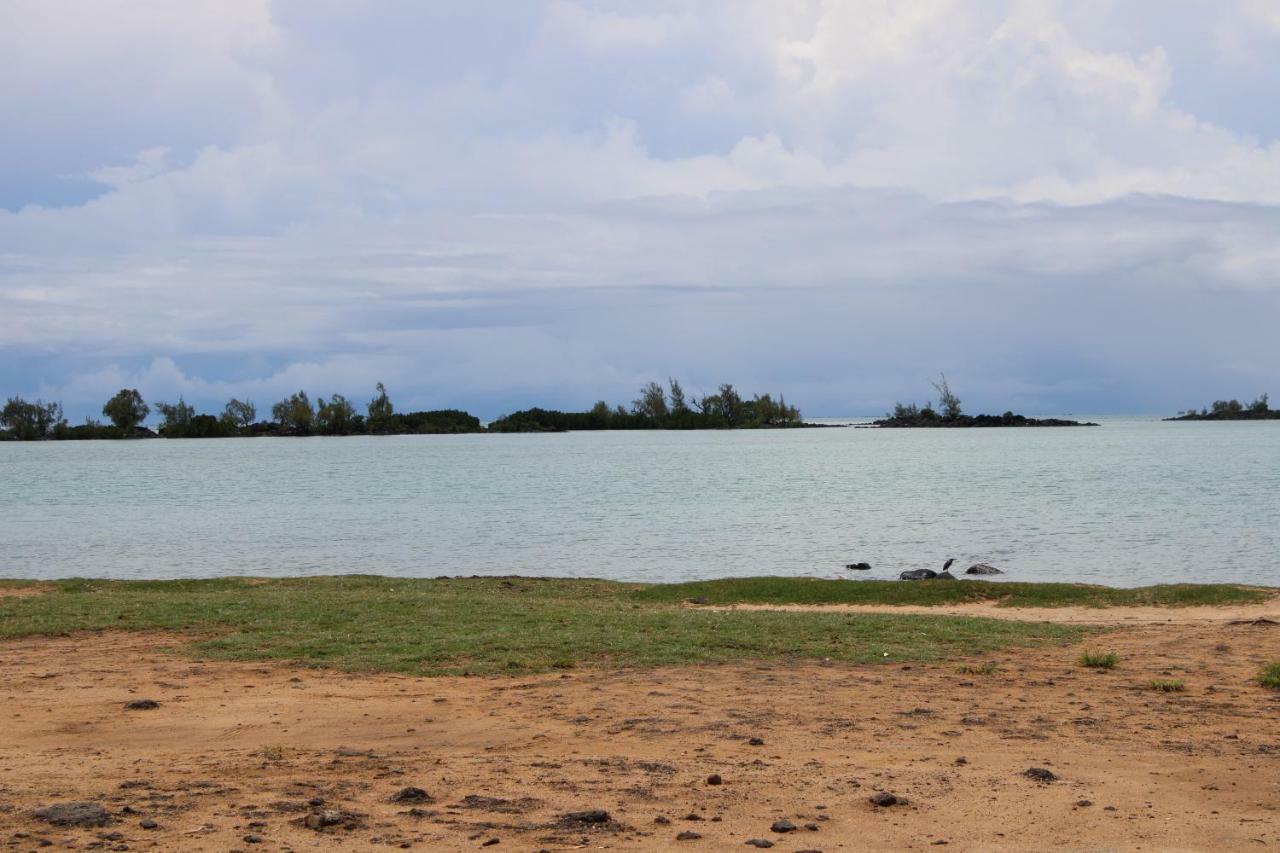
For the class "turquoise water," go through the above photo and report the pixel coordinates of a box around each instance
[2,417,1277,586]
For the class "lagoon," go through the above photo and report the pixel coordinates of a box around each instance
[2,416,1277,586]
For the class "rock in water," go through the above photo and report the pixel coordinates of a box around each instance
[899,569,937,581]
[965,564,1004,575]
[34,802,112,827]
[936,571,957,580]
[845,562,872,570]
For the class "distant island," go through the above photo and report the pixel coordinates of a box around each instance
[488,380,803,432]
[0,378,804,440]
[874,375,1097,428]
[1165,394,1278,421]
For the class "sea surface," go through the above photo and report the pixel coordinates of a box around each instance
[2,417,1278,586]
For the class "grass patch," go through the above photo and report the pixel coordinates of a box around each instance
[956,661,1000,675]
[1148,679,1185,692]
[0,576,1084,676]
[1079,650,1119,669]
[1258,663,1280,690]
[633,577,1268,608]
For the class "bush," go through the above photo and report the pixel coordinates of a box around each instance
[1148,679,1185,692]
[1078,650,1119,669]
[1258,662,1280,690]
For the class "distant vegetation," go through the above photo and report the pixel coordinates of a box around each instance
[1,383,482,440]
[1166,393,1278,421]
[488,379,803,432]
[1,378,800,440]
[876,374,1096,428]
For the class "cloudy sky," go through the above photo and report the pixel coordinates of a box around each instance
[3,0,1279,419]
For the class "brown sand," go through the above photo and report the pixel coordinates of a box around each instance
[1,618,1278,851]
[700,599,1280,625]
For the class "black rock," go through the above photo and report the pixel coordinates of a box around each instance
[655,815,671,824]
[771,819,797,833]
[748,737,765,746]
[706,774,722,785]
[33,802,112,827]
[676,831,702,841]
[124,699,160,711]
[936,571,957,580]
[482,840,500,847]
[965,563,1003,575]
[869,792,899,807]
[302,809,360,830]
[389,786,432,804]
[804,823,819,831]
[845,562,872,571]
[899,570,936,581]
[687,596,709,605]
[243,834,263,844]
[559,809,611,825]
[1024,767,1057,782]
[745,841,775,849]
[139,819,158,830]
[1076,799,1093,807]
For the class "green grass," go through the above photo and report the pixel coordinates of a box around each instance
[0,576,1084,676]
[1148,679,1185,692]
[1079,650,1120,669]
[1258,663,1280,690]
[634,577,1270,608]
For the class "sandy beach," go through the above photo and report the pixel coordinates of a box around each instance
[2,604,1278,851]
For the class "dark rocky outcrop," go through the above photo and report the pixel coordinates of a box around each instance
[899,569,937,581]
[965,563,1004,575]
[34,802,112,827]
[845,562,872,571]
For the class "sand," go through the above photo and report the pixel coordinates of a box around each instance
[1,612,1278,851]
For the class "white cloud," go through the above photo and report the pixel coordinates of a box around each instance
[2,1,1280,417]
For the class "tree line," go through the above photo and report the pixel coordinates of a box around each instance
[487,379,803,431]
[1,379,804,440]
[1169,393,1277,421]
[0,383,480,440]
[876,374,1095,428]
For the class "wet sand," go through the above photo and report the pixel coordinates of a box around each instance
[1,614,1278,851]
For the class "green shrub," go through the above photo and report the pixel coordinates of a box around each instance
[1079,650,1119,669]
[1148,679,1184,692]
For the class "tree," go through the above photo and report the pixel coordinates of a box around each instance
[930,373,962,420]
[155,397,196,434]
[221,398,256,430]
[1249,393,1270,414]
[668,378,689,415]
[366,382,394,433]
[271,390,314,433]
[632,381,669,421]
[316,394,356,435]
[1,396,65,440]
[103,388,149,433]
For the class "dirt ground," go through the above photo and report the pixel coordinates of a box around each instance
[2,611,1278,852]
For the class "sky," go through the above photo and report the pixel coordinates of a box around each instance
[2,0,1279,420]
